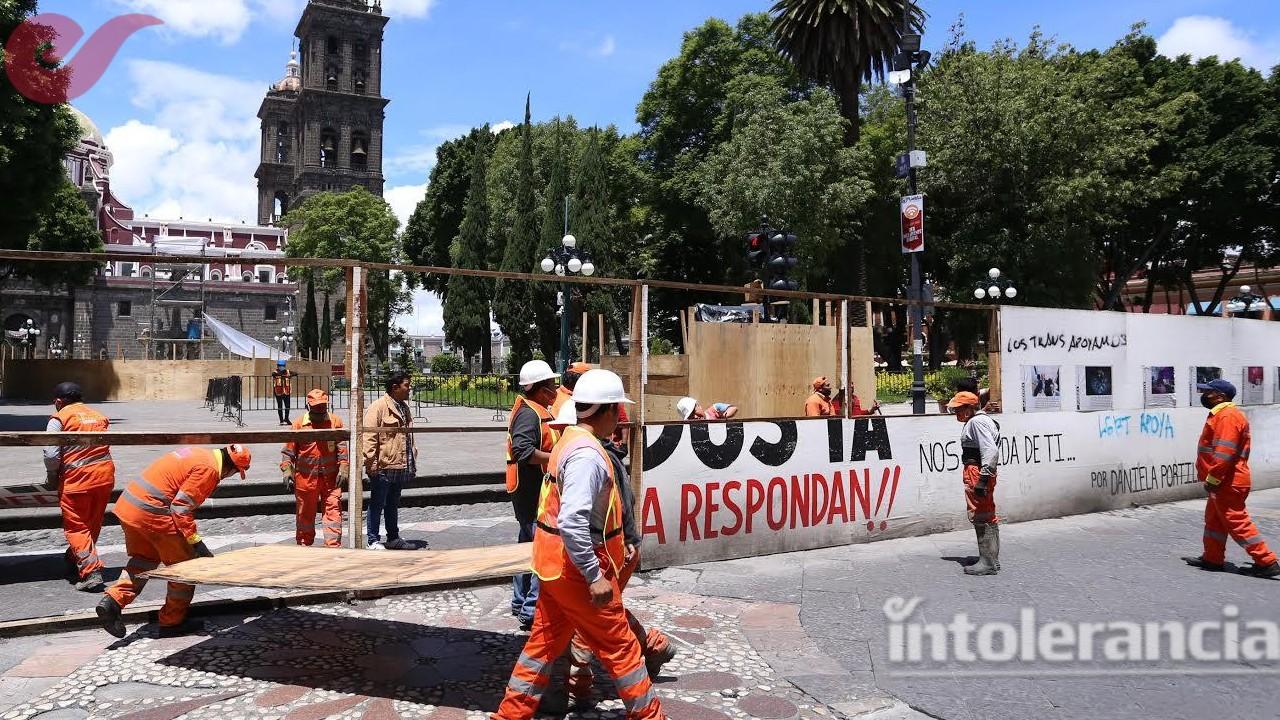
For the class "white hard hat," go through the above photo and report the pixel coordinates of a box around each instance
[572,369,634,405]
[518,360,559,389]
[677,396,696,420]
[550,400,577,427]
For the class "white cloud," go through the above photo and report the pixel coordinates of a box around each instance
[385,121,513,182]
[560,34,617,59]
[385,183,427,228]
[115,0,253,44]
[490,120,517,134]
[381,0,437,19]
[1157,16,1279,70]
[594,35,616,58]
[395,289,444,335]
[104,60,266,222]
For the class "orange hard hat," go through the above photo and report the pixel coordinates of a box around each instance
[813,376,829,391]
[225,443,252,478]
[947,391,981,409]
[305,389,330,408]
[568,362,592,374]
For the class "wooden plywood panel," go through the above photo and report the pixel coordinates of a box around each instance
[645,394,685,423]
[144,543,530,591]
[849,326,876,404]
[602,354,687,378]
[687,321,837,419]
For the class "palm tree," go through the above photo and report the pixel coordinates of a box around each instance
[770,0,924,145]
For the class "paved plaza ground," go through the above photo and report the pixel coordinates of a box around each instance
[2,488,1279,720]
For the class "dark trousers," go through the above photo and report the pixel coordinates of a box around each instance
[275,394,290,424]
[511,518,540,621]
[366,471,405,544]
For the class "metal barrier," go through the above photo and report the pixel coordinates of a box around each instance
[239,375,334,412]
[330,372,519,421]
[205,376,243,426]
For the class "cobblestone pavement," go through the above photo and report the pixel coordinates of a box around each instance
[0,578,877,720]
[0,400,505,488]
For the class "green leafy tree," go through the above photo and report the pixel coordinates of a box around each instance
[320,292,333,351]
[492,95,540,369]
[300,275,319,358]
[536,120,572,364]
[431,351,464,374]
[24,181,104,288]
[573,128,626,352]
[0,1,95,286]
[444,131,494,371]
[282,187,407,359]
[402,128,488,296]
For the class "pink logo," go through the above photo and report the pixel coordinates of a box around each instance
[4,13,162,104]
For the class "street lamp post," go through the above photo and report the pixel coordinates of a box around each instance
[539,196,596,373]
[17,319,40,359]
[973,268,1018,302]
[274,325,296,356]
[896,2,930,415]
[1225,285,1268,318]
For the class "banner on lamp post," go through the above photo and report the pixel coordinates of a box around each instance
[900,194,925,254]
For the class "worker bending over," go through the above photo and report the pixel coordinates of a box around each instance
[44,382,115,592]
[948,391,1001,576]
[281,389,349,547]
[97,445,252,638]
[493,369,663,720]
[507,360,561,629]
[1183,380,1280,578]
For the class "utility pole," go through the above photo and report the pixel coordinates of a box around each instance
[559,195,571,373]
[900,1,926,415]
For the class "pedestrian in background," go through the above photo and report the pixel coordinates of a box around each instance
[272,359,293,426]
[677,396,739,421]
[506,360,560,629]
[804,376,834,416]
[44,382,115,592]
[281,389,348,547]
[362,371,417,550]
[1184,379,1279,578]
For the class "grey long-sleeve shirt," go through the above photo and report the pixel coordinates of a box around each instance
[556,445,613,584]
[961,411,1000,477]
[43,417,63,482]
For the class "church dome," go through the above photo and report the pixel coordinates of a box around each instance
[69,106,105,148]
[274,49,302,92]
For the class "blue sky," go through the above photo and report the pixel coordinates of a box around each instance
[36,0,1280,333]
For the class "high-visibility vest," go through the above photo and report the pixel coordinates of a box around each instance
[115,447,222,541]
[550,385,573,416]
[52,403,115,492]
[505,396,555,494]
[281,413,348,489]
[273,371,291,396]
[530,426,626,582]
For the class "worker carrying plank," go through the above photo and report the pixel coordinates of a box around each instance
[43,382,115,592]
[96,444,252,638]
[281,389,349,547]
[492,369,663,720]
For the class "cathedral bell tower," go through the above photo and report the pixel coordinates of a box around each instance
[255,0,389,225]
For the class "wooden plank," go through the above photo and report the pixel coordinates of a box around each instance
[598,313,605,361]
[678,309,689,350]
[627,285,645,502]
[142,543,530,591]
[599,354,687,378]
[644,375,690,396]
[348,266,366,549]
[581,311,589,361]
[0,430,346,447]
[812,298,820,326]
[687,321,836,420]
[987,308,1003,409]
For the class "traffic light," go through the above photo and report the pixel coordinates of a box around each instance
[766,230,798,291]
[746,232,767,268]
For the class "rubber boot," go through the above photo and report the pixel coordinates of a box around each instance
[96,595,126,638]
[643,628,677,679]
[963,523,998,576]
[1182,556,1225,572]
[989,523,1001,572]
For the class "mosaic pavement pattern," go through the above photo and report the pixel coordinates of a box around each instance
[2,584,842,720]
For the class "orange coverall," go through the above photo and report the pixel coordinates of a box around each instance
[106,448,226,626]
[281,412,349,546]
[1197,403,1277,566]
[48,403,115,580]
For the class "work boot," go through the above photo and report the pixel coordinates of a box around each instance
[1182,556,1225,572]
[644,629,677,678]
[1240,562,1280,579]
[155,619,206,638]
[63,549,79,581]
[96,595,126,638]
[74,571,105,592]
[989,523,1001,572]
[963,523,998,576]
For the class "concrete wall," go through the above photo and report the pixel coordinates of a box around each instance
[0,358,333,402]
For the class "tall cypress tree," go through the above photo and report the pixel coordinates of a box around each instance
[572,128,617,349]
[493,95,540,371]
[443,129,494,371]
[535,120,571,364]
[320,292,332,355]
[300,275,320,358]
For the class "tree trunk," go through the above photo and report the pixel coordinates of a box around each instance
[835,76,862,147]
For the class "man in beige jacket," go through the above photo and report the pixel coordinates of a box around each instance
[362,371,418,550]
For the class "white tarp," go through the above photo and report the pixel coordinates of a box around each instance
[202,313,290,361]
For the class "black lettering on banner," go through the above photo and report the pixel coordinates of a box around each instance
[827,418,844,463]
[689,422,746,470]
[643,425,683,471]
[852,417,893,461]
[750,421,799,467]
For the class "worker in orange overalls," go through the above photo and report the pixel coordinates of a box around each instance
[97,444,252,638]
[272,359,293,425]
[507,360,561,629]
[804,376,834,416]
[493,370,662,720]
[542,401,676,708]
[1183,379,1280,578]
[281,389,349,547]
[550,361,592,416]
[43,382,115,592]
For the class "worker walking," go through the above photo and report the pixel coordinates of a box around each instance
[272,359,293,425]
[493,370,663,720]
[507,360,560,630]
[281,389,349,547]
[1183,380,1280,578]
[97,445,252,638]
[44,382,115,592]
[947,391,1001,576]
